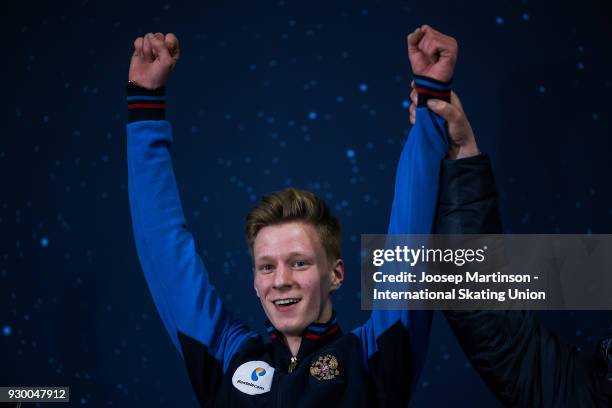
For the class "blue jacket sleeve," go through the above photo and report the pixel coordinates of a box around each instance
[127,118,257,373]
[351,78,449,391]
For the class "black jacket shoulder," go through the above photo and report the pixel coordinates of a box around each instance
[435,154,611,408]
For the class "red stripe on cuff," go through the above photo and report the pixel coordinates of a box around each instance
[128,103,167,109]
[415,87,450,98]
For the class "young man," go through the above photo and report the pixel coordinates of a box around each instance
[125,26,492,406]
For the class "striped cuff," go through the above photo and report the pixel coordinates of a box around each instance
[126,82,166,123]
[413,75,452,108]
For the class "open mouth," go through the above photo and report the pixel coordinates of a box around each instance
[272,298,302,311]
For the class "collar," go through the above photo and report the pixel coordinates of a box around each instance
[264,310,342,346]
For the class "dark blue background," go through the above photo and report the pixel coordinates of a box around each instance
[2,0,611,406]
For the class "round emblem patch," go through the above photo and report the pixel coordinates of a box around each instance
[310,354,340,380]
[232,360,275,395]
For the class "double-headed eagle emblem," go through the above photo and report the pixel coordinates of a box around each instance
[310,354,340,380]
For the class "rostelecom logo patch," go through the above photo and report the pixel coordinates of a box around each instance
[251,367,267,381]
[232,361,275,395]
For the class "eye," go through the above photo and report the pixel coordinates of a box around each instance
[258,264,274,273]
[292,260,308,269]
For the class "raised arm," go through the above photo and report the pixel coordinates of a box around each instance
[351,26,474,400]
[126,33,256,398]
[427,83,610,406]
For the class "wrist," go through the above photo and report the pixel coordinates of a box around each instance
[448,141,480,160]
[413,74,452,107]
[126,81,166,123]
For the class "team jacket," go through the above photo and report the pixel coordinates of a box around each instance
[125,77,493,407]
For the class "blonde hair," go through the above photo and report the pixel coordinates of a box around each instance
[245,188,342,260]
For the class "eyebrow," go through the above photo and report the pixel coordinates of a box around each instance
[255,252,313,262]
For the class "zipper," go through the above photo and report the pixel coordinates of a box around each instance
[288,355,297,373]
[277,355,298,407]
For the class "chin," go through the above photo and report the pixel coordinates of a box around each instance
[271,315,307,336]
[262,299,322,335]
[270,309,316,336]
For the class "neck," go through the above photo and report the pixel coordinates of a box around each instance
[283,300,334,357]
[285,334,302,357]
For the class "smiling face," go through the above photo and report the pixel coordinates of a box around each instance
[253,222,344,337]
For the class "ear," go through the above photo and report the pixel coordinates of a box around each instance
[329,259,345,292]
[253,269,260,298]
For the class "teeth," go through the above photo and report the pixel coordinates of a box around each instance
[274,298,300,305]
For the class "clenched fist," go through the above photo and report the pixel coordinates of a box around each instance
[129,32,180,90]
[407,25,457,83]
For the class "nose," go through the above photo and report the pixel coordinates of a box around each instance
[273,263,294,290]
